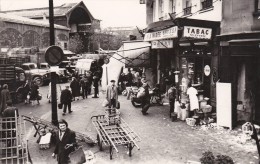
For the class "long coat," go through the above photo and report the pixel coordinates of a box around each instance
[106,85,118,107]
[54,128,77,164]
[30,84,39,100]
[70,79,80,97]
[0,89,11,114]
[60,89,72,104]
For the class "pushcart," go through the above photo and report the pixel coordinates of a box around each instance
[22,115,96,145]
[91,115,141,159]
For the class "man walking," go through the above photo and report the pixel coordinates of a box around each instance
[106,80,118,108]
[60,86,73,115]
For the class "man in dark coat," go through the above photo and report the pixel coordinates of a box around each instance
[60,86,73,115]
[80,75,88,99]
[92,71,100,98]
[52,119,77,164]
[70,77,80,101]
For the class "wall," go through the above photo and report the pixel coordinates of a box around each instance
[221,0,260,34]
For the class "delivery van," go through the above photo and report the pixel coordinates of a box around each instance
[75,59,97,75]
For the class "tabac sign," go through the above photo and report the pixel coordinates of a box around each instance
[183,26,212,39]
[144,26,178,41]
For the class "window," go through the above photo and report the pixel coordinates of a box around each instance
[158,0,164,19]
[169,0,176,13]
[183,0,192,15]
[201,0,213,10]
[253,0,260,16]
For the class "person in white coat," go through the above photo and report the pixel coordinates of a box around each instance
[186,83,199,117]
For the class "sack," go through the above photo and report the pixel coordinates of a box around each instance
[116,101,120,109]
[122,90,127,96]
[69,146,86,164]
[58,103,63,109]
[38,93,42,100]
[137,87,145,98]
[102,99,109,107]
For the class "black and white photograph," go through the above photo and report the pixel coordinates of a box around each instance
[0,0,260,163]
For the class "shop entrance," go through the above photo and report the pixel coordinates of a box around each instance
[231,57,258,123]
[179,56,211,100]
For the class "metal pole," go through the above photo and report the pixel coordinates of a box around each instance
[49,0,58,126]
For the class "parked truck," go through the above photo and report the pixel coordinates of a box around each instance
[0,64,26,103]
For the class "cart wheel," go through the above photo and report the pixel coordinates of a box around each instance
[97,134,102,151]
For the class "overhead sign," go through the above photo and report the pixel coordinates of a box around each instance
[144,26,178,41]
[151,40,173,49]
[45,45,64,66]
[183,26,212,39]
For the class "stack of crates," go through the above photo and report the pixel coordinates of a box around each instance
[104,108,121,125]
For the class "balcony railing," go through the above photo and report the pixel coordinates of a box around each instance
[201,0,213,10]
[183,6,192,16]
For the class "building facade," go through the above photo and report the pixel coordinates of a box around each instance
[217,0,260,125]
[144,0,221,107]
[3,1,101,53]
[144,0,260,127]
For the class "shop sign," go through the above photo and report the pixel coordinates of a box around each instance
[183,26,212,39]
[144,26,178,41]
[151,40,173,49]
[204,65,211,76]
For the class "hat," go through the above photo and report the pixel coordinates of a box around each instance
[110,80,115,82]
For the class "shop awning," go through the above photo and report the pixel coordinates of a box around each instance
[146,20,175,32]
[122,41,151,68]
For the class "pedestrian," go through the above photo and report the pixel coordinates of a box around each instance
[126,68,133,87]
[70,77,80,101]
[80,75,88,99]
[0,84,12,115]
[92,71,100,98]
[60,86,73,116]
[168,83,177,118]
[106,80,118,108]
[187,83,199,117]
[52,119,77,164]
[141,83,150,115]
[30,81,40,105]
[22,80,31,104]
[86,71,92,95]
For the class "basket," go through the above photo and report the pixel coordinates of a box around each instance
[201,105,212,113]
[105,109,121,125]
[186,118,196,126]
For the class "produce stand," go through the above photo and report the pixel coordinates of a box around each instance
[22,115,96,145]
[91,115,141,159]
[0,113,30,164]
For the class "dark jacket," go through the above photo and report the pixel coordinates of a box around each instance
[0,89,11,113]
[70,79,80,97]
[54,128,77,164]
[30,84,39,100]
[60,89,72,104]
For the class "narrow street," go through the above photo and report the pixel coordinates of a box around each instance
[16,84,259,164]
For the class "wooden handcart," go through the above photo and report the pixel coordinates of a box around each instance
[22,115,97,145]
[91,115,141,159]
[0,112,30,164]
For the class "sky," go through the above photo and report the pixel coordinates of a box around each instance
[0,0,147,28]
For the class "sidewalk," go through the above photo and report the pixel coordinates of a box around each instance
[24,90,259,164]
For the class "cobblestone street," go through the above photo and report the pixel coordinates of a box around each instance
[18,86,259,164]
